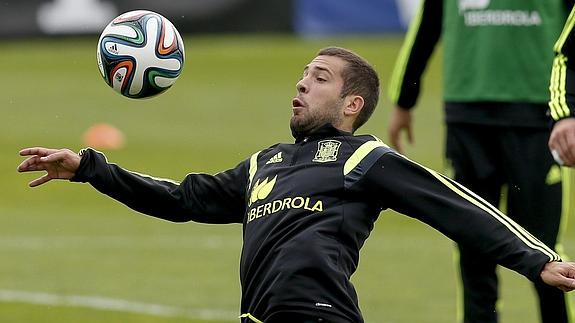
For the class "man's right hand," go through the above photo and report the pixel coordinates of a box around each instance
[388,106,414,154]
[17,147,81,187]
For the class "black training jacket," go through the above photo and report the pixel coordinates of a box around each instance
[71,124,559,323]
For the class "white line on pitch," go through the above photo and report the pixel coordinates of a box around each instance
[0,289,236,321]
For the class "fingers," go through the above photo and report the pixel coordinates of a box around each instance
[557,270,575,292]
[570,276,575,291]
[18,147,80,187]
[17,156,52,187]
[543,262,575,292]
[388,107,414,154]
[18,148,76,172]
[18,148,61,172]
[389,129,403,154]
[17,154,58,173]
[19,147,59,157]
[553,137,575,167]
[549,119,575,167]
[556,130,575,165]
[39,150,70,163]
[562,134,575,166]
[29,174,52,188]
[17,156,45,173]
[406,124,414,145]
[558,277,575,292]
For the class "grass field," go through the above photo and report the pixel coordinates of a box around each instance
[1,35,574,322]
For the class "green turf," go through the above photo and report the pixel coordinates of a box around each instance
[0,35,573,322]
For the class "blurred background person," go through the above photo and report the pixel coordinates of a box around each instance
[550,5,575,168]
[388,0,573,322]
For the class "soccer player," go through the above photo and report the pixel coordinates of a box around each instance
[18,47,575,323]
[550,6,575,167]
[388,1,572,322]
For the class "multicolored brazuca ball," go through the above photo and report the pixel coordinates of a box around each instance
[97,10,185,99]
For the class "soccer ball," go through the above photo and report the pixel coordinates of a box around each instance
[97,10,185,99]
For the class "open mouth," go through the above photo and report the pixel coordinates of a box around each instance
[292,98,305,108]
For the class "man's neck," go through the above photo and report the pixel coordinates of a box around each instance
[292,123,352,143]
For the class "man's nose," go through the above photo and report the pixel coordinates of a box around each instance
[296,79,308,94]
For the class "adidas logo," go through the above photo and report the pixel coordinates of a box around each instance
[108,43,119,55]
[266,152,283,164]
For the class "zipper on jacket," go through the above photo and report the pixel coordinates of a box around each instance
[291,137,308,166]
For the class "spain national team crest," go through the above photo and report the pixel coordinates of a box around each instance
[313,140,341,163]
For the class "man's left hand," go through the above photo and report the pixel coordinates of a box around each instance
[549,118,575,167]
[541,261,575,292]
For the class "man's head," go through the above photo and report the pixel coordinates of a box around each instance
[290,47,380,137]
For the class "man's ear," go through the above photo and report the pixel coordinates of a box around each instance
[344,95,365,117]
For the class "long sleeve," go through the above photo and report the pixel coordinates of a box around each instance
[387,0,442,109]
[550,5,575,122]
[361,150,559,282]
[70,148,247,224]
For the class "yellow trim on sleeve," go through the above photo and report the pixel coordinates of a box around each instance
[239,313,264,323]
[549,56,561,120]
[400,153,560,261]
[248,151,260,189]
[126,169,180,185]
[343,140,388,176]
[422,167,560,261]
[388,0,426,104]
[549,54,571,121]
[554,7,575,53]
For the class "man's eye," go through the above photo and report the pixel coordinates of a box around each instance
[317,77,326,82]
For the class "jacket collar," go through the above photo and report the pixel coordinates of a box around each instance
[293,123,352,143]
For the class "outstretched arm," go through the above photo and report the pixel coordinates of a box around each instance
[361,149,561,283]
[17,147,81,187]
[18,147,249,224]
[366,151,575,291]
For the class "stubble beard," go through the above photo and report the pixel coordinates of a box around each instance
[290,114,318,138]
[290,101,344,138]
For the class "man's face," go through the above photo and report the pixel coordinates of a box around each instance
[290,55,347,137]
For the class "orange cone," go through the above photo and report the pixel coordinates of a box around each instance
[82,123,125,150]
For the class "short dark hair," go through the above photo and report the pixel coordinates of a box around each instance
[317,47,380,132]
